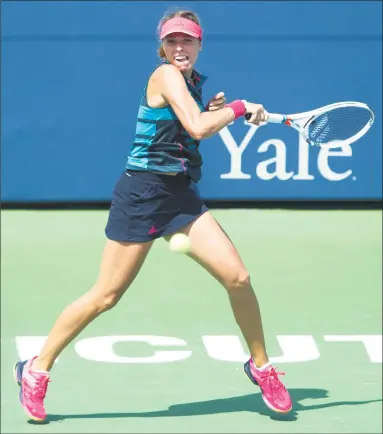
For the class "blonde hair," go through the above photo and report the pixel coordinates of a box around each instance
[157,9,201,60]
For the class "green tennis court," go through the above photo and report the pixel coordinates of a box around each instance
[1,209,382,433]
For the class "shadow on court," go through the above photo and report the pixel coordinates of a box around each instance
[29,388,382,425]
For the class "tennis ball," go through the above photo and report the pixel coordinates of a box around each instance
[169,233,191,253]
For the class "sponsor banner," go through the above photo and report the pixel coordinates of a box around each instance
[198,122,379,200]
[2,1,381,201]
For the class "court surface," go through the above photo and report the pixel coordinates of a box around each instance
[1,209,382,433]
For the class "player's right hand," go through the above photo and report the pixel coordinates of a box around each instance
[243,101,269,125]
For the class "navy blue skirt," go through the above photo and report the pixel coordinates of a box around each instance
[105,170,208,242]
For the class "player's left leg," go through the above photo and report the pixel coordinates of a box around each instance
[170,211,268,366]
[166,211,292,413]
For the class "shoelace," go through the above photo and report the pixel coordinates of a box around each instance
[33,375,50,400]
[259,367,287,400]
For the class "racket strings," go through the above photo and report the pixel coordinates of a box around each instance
[307,107,373,146]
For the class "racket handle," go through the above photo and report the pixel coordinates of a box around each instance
[267,113,287,123]
[245,112,286,123]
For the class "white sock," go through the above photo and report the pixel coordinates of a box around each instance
[32,369,50,375]
[253,359,271,371]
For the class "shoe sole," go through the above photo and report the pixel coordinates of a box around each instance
[13,362,46,423]
[243,361,292,414]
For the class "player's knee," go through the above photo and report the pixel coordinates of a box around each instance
[91,287,124,313]
[225,271,251,294]
[99,293,121,312]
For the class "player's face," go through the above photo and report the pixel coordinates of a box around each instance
[162,33,201,76]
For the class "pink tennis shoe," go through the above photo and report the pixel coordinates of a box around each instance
[244,358,292,413]
[14,357,50,422]
[14,355,291,421]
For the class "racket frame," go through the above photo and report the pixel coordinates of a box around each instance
[265,101,375,148]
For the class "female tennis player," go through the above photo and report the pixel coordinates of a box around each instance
[14,9,292,421]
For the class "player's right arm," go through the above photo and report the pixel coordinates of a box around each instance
[152,64,266,140]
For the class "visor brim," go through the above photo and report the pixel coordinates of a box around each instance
[160,28,201,40]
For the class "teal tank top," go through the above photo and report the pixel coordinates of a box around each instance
[126,64,208,182]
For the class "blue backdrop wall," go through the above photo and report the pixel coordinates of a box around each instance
[1,1,382,201]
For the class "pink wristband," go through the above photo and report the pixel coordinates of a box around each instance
[225,100,246,120]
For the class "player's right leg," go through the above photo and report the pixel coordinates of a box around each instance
[14,238,153,422]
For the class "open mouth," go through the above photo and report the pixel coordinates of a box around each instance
[174,56,189,64]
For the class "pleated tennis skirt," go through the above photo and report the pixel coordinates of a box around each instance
[105,169,208,242]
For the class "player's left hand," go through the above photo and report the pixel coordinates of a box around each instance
[205,92,226,111]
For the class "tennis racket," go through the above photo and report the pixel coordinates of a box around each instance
[245,101,374,148]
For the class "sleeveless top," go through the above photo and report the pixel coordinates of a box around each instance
[126,63,208,182]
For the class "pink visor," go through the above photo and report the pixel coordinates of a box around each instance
[159,17,203,40]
